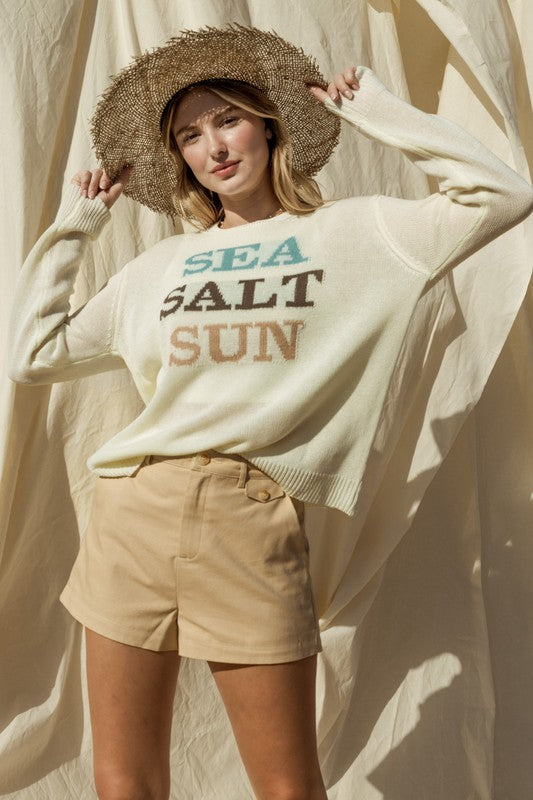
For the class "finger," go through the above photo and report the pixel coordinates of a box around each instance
[344,66,359,89]
[71,169,90,185]
[88,169,104,198]
[333,73,355,99]
[102,166,134,208]
[75,170,93,194]
[99,171,112,190]
[326,82,341,102]
[105,182,125,206]
[307,85,329,103]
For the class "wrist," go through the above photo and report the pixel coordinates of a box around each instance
[56,183,111,237]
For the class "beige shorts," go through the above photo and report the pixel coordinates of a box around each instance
[59,451,321,663]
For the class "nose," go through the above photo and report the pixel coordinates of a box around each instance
[205,127,228,160]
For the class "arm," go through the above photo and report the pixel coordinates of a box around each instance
[7,182,126,384]
[315,67,533,277]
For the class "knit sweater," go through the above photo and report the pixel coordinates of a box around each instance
[8,67,533,515]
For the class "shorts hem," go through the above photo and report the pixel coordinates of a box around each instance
[60,589,321,661]
[59,589,178,652]
[177,636,323,664]
[59,590,322,664]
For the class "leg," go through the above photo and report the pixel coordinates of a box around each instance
[85,627,180,800]
[209,655,327,800]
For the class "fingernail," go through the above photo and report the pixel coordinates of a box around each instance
[88,190,95,198]
[344,89,353,99]
[330,91,338,100]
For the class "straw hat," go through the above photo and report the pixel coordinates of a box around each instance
[89,24,340,217]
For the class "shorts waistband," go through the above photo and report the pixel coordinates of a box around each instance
[146,451,269,486]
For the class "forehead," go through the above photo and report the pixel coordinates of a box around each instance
[172,88,231,134]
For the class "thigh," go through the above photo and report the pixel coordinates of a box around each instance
[86,628,180,796]
[209,655,326,799]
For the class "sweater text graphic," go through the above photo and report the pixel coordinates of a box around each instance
[160,270,323,319]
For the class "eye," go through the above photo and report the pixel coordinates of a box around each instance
[221,116,238,126]
[182,131,199,143]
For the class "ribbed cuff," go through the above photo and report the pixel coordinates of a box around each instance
[55,183,111,238]
[323,65,389,127]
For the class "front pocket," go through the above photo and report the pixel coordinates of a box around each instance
[245,477,286,503]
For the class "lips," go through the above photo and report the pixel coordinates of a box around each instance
[211,161,239,175]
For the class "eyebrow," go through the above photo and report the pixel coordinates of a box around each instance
[174,104,238,137]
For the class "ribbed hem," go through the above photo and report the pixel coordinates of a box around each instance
[88,452,361,515]
[87,454,145,476]
[55,183,111,237]
[245,457,361,517]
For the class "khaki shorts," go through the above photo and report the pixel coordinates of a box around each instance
[59,451,321,663]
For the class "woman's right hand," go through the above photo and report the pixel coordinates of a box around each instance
[308,67,360,103]
[70,165,134,210]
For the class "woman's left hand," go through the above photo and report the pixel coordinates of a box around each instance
[308,67,360,103]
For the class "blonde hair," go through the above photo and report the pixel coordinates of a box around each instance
[160,80,324,230]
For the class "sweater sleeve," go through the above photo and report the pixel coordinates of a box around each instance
[7,183,127,385]
[323,66,533,278]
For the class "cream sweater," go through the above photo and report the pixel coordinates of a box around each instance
[8,67,533,515]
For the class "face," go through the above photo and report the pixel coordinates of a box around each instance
[171,88,273,200]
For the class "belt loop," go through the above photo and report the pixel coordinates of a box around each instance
[237,460,247,489]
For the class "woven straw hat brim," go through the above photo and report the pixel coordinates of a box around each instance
[90,24,340,217]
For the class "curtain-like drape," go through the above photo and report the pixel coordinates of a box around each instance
[1,1,531,797]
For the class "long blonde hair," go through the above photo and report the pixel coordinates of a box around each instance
[160,80,324,230]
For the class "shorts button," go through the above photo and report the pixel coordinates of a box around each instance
[258,488,270,501]
[197,454,211,466]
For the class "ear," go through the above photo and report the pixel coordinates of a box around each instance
[265,126,273,140]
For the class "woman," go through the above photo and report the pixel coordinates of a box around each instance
[7,25,533,800]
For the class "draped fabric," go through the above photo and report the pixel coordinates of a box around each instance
[1,1,531,797]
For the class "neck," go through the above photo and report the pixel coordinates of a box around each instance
[218,184,281,229]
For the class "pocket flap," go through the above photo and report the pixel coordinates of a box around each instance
[245,478,286,503]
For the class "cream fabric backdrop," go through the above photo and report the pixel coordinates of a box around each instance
[1,1,531,797]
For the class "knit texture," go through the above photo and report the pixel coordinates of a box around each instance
[8,67,533,515]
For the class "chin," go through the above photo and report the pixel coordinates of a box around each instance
[213,178,250,196]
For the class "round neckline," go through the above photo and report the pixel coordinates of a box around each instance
[206,210,292,233]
